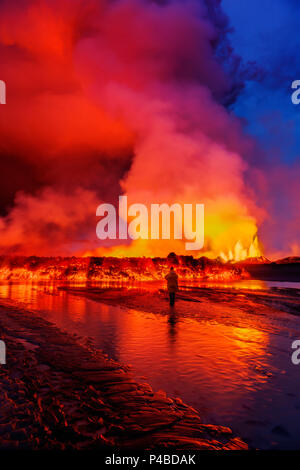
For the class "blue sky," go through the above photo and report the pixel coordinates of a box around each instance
[223,0,300,164]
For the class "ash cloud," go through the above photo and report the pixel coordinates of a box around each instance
[0,0,293,257]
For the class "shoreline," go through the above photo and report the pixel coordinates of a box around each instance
[58,282,300,318]
[0,300,248,450]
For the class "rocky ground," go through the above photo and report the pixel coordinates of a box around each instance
[0,302,248,450]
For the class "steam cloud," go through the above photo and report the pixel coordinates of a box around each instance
[0,0,296,258]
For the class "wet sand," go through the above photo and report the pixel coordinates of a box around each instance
[59,283,300,320]
[51,283,300,449]
[0,301,247,450]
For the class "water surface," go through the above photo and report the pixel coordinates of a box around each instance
[1,281,300,449]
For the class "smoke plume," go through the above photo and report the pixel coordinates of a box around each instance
[0,0,293,258]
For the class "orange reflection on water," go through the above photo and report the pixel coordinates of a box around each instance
[115,305,269,414]
[0,280,299,449]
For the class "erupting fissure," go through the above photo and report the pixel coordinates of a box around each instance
[219,236,263,263]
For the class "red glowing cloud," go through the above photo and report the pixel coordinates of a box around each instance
[0,0,296,258]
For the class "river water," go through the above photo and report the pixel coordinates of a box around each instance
[1,280,300,449]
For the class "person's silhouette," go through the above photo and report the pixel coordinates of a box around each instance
[165,267,178,306]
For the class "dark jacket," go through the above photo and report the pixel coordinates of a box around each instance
[165,271,178,293]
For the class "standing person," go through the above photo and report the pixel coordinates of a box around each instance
[165,267,178,306]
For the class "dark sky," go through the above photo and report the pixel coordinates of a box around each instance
[223,0,300,164]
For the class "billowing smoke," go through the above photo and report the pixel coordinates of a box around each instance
[0,0,292,258]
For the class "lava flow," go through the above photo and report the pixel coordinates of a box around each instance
[0,253,248,283]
